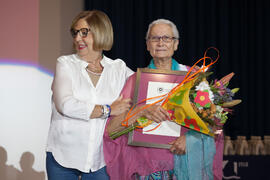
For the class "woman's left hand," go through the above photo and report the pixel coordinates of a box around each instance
[169,135,186,155]
[141,104,170,123]
[110,95,132,116]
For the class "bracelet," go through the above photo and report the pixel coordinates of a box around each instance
[106,104,111,117]
[101,105,111,119]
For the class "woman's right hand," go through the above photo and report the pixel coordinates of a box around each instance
[169,135,186,154]
[141,104,170,123]
[110,95,132,116]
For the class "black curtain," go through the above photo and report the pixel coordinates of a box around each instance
[85,0,270,138]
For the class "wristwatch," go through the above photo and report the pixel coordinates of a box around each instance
[101,105,111,119]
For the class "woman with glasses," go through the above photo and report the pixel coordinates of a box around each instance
[46,10,133,180]
[103,19,223,180]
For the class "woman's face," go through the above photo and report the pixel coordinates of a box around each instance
[73,19,94,59]
[146,23,179,61]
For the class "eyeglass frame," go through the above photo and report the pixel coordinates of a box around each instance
[70,28,91,38]
[147,35,178,43]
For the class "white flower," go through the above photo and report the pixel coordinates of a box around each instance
[195,81,214,102]
[197,106,203,111]
[208,90,214,102]
[216,105,223,113]
[195,81,210,91]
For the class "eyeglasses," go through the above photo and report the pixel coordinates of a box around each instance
[148,36,177,43]
[70,28,91,38]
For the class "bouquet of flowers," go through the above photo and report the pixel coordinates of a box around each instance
[109,47,241,139]
[163,71,241,136]
[192,72,241,129]
[109,71,241,139]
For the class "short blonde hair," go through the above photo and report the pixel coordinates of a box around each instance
[70,10,113,51]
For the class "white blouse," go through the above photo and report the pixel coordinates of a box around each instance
[46,54,133,172]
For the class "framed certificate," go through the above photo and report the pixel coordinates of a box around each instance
[128,68,189,149]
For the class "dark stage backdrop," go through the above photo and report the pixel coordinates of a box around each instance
[85,0,270,138]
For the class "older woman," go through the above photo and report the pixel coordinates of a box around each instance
[104,19,223,180]
[46,10,133,180]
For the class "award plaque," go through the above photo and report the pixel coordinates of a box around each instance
[128,68,188,149]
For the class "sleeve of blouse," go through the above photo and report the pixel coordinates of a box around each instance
[52,59,93,120]
[125,66,134,79]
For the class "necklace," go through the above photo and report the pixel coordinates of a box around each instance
[86,68,102,76]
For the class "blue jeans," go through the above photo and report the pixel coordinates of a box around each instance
[46,152,109,180]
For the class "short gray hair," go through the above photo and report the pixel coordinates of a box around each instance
[145,19,179,40]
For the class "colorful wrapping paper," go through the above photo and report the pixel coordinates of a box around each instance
[162,78,215,136]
